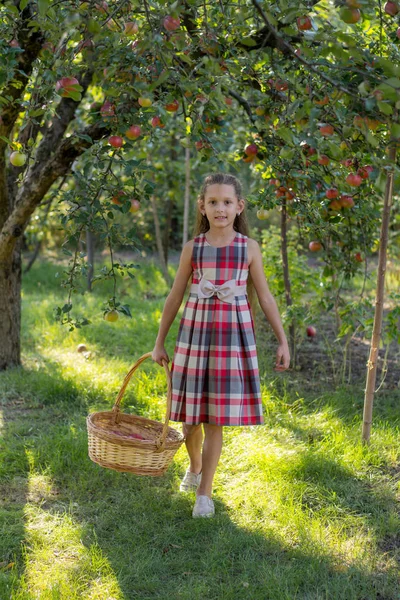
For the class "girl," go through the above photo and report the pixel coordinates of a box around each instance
[152,173,290,518]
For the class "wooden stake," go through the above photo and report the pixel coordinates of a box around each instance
[362,145,396,443]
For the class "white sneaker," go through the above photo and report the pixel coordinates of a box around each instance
[180,468,202,492]
[192,495,215,518]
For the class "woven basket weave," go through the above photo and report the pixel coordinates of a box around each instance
[86,352,184,476]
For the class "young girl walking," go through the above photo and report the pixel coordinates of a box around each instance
[151,173,290,518]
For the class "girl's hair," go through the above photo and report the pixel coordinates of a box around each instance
[193,173,258,317]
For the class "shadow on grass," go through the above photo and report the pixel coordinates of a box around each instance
[1,363,399,599]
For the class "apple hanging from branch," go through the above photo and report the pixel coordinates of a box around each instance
[10,151,27,167]
[125,125,142,140]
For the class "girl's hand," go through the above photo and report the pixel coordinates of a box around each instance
[274,342,290,371]
[151,345,170,366]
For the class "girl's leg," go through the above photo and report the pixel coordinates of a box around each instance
[197,424,223,498]
[183,424,203,474]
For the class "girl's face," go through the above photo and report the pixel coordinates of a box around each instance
[200,184,245,229]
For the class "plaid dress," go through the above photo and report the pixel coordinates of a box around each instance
[170,231,264,426]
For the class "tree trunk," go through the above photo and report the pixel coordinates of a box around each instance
[362,145,396,444]
[162,135,178,263]
[151,195,173,287]
[0,244,22,369]
[281,198,296,364]
[182,144,190,247]
[86,229,94,292]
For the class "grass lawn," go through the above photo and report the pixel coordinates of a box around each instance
[0,257,399,600]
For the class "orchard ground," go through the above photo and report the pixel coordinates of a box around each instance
[0,252,399,599]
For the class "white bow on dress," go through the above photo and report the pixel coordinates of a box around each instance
[197,278,237,304]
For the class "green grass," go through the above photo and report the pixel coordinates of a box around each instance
[0,257,399,599]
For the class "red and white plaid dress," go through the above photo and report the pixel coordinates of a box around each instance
[170,231,264,426]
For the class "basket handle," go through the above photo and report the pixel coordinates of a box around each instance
[111,352,173,452]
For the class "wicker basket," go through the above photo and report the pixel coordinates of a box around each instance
[86,352,184,476]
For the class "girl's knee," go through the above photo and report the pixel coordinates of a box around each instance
[183,423,202,437]
[203,423,223,436]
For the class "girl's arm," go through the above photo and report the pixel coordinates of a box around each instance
[248,239,290,371]
[152,240,194,364]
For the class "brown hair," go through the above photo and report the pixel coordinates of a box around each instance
[193,173,258,318]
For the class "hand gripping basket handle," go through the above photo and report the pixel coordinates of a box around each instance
[111,351,172,451]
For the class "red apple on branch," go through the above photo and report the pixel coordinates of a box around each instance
[357,167,370,179]
[124,21,138,35]
[346,173,363,186]
[163,16,180,31]
[297,16,312,30]
[165,99,179,112]
[55,77,80,97]
[385,1,399,15]
[314,96,329,106]
[326,188,339,199]
[319,123,334,136]
[306,326,317,337]
[341,158,354,168]
[340,195,355,208]
[125,125,141,140]
[129,199,141,213]
[100,101,116,117]
[111,191,126,206]
[109,135,123,148]
[274,80,288,91]
[318,155,330,166]
[339,7,361,23]
[328,200,342,211]
[309,241,322,251]
[244,143,258,156]
[151,116,165,128]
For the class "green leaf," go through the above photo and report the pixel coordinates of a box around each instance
[365,132,379,148]
[276,127,293,144]
[385,77,400,89]
[377,101,393,116]
[374,172,387,193]
[0,135,12,144]
[336,32,357,47]
[148,69,170,92]
[19,0,30,10]
[376,57,400,78]
[61,303,72,313]
[391,123,400,138]
[241,37,258,47]
[77,133,93,144]
[119,305,132,318]
[38,0,50,16]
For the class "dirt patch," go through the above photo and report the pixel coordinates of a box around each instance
[258,310,400,392]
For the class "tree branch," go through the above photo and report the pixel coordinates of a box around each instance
[250,0,360,99]
[0,4,44,152]
[0,120,108,260]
